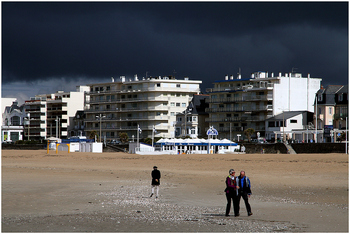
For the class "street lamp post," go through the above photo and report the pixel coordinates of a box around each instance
[278,108,286,143]
[96,114,106,142]
[184,108,192,137]
[55,116,61,139]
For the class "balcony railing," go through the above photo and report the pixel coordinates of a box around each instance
[206,94,273,103]
[206,83,273,93]
[87,96,169,104]
[205,105,273,113]
[84,116,168,122]
[90,87,200,94]
[85,106,169,112]
[86,125,168,131]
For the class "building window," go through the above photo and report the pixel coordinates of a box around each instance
[290,119,297,123]
[11,116,20,126]
[177,117,182,122]
[192,116,197,122]
[182,103,186,107]
[176,103,180,107]
[268,121,275,127]
[106,86,110,91]
[170,112,175,116]
[190,128,196,134]
[156,112,161,116]
[338,94,343,101]
[329,107,332,114]
[170,102,175,107]
[157,83,161,87]
[318,94,323,101]
[176,84,181,88]
[163,103,167,106]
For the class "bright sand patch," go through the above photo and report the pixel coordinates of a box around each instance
[1,150,348,232]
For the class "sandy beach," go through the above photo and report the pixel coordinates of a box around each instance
[1,150,348,232]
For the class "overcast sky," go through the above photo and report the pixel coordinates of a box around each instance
[2,2,348,104]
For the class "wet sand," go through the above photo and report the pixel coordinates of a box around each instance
[1,150,348,232]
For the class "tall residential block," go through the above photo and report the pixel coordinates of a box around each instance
[24,88,87,140]
[84,75,201,140]
[206,72,322,140]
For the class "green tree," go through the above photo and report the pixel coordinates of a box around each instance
[244,128,255,142]
[143,138,152,145]
[119,132,129,143]
[89,130,98,141]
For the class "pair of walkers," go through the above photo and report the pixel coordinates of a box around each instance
[225,169,252,217]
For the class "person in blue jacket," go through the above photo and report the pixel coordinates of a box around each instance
[236,170,252,216]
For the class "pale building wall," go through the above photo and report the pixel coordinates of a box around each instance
[273,75,321,115]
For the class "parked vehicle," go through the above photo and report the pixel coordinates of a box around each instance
[111,139,121,144]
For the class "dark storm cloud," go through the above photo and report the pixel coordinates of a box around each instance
[2,1,348,93]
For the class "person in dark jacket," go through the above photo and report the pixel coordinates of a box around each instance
[150,166,161,198]
[224,169,239,217]
[236,170,252,216]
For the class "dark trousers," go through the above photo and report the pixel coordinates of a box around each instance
[225,192,239,216]
[237,191,251,214]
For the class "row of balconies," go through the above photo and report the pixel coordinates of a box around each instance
[206,94,273,103]
[85,106,170,112]
[86,125,169,131]
[206,83,273,93]
[205,105,273,113]
[205,116,267,122]
[87,96,171,104]
[84,116,169,122]
[89,87,200,95]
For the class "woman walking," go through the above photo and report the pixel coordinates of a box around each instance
[224,169,239,216]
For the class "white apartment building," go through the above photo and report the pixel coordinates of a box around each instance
[84,75,201,140]
[206,72,322,140]
[24,88,87,140]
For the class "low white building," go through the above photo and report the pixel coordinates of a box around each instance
[265,111,316,143]
[154,138,239,154]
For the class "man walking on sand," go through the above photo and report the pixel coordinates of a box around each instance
[150,166,161,198]
[236,171,252,216]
